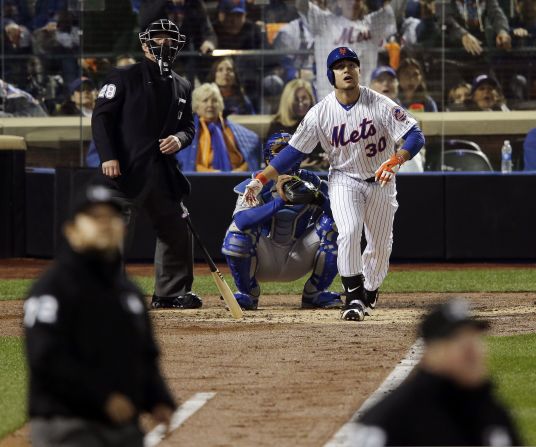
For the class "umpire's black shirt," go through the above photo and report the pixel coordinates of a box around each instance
[24,247,176,422]
[91,57,194,200]
[358,368,522,446]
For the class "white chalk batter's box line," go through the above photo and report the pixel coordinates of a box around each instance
[144,392,216,447]
[324,339,425,447]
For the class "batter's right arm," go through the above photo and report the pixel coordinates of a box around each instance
[243,147,305,206]
[244,109,320,205]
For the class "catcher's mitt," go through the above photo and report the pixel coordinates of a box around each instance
[282,177,319,204]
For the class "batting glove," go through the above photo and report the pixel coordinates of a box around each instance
[242,178,264,206]
[375,153,405,187]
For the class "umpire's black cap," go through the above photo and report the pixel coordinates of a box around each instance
[70,185,123,218]
[419,299,489,342]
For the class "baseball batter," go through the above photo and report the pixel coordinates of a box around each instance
[296,0,396,99]
[222,132,342,310]
[243,47,425,321]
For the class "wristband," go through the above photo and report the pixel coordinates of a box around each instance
[255,173,269,185]
[393,152,406,166]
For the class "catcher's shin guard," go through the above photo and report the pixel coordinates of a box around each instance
[303,214,339,305]
[234,292,259,310]
[222,230,260,298]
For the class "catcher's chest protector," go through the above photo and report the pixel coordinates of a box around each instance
[268,206,310,245]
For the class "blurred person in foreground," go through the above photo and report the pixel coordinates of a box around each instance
[175,82,260,172]
[25,185,176,447]
[356,298,522,446]
[92,19,202,310]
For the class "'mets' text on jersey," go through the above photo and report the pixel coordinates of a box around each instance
[289,87,417,180]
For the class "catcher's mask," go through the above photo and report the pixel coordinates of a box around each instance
[263,132,301,173]
[139,19,186,76]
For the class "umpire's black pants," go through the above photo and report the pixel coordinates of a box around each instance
[111,184,194,298]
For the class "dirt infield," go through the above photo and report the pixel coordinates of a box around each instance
[2,289,536,446]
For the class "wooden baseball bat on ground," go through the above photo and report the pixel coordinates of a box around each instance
[182,208,243,320]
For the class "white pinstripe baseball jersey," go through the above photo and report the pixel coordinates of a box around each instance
[307,2,396,99]
[288,87,417,181]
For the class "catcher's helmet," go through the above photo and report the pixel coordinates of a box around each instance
[139,19,186,75]
[263,132,301,173]
[326,47,360,86]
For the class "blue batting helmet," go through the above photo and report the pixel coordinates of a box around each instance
[326,47,360,86]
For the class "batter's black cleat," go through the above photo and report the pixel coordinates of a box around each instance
[363,289,379,316]
[341,299,366,321]
[172,292,203,309]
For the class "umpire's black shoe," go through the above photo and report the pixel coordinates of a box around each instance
[364,289,379,316]
[151,295,175,309]
[151,292,203,309]
[172,292,203,309]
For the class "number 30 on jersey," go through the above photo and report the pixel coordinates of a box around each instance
[365,136,386,157]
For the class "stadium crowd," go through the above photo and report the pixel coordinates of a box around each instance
[1,0,536,170]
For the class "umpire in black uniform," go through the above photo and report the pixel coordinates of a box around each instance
[25,185,176,447]
[356,299,522,446]
[92,18,201,309]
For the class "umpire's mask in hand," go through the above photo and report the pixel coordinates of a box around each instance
[139,19,186,76]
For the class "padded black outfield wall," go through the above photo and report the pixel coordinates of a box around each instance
[24,169,536,261]
[445,173,536,259]
[0,149,26,257]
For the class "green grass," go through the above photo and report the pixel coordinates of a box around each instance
[2,268,536,301]
[488,334,536,445]
[0,279,33,301]
[0,337,27,439]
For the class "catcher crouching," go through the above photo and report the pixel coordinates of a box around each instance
[221,132,342,310]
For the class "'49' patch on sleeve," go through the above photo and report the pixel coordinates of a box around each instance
[98,84,117,99]
[392,106,407,122]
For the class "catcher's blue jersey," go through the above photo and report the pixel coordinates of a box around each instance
[231,171,329,244]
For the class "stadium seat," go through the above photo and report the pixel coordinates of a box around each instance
[445,139,482,152]
[442,149,493,171]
